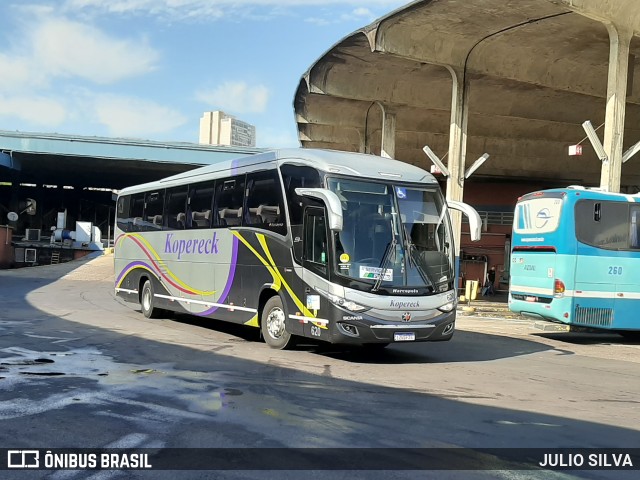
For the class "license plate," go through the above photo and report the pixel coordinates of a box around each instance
[394,332,416,342]
[525,296,537,302]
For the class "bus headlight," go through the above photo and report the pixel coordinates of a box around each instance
[438,301,456,313]
[316,288,370,313]
[340,300,369,312]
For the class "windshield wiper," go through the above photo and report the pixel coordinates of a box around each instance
[371,235,397,292]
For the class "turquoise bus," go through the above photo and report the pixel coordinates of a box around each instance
[114,148,481,349]
[509,186,640,336]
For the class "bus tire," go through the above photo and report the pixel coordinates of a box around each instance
[261,296,295,350]
[141,279,163,319]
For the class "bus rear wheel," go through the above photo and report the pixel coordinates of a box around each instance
[141,279,163,319]
[261,296,295,350]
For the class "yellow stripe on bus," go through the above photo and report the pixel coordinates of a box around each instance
[256,233,323,325]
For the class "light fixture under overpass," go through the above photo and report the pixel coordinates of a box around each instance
[464,153,490,179]
[422,146,490,181]
[422,146,450,177]
[622,140,640,163]
[582,120,608,162]
[580,120,640,164]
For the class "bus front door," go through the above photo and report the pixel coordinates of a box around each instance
[301,206,332,341]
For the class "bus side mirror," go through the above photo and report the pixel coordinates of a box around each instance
[294,188,343,231]
[447,200,481,241]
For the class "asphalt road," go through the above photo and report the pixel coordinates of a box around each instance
[1,254,639,480]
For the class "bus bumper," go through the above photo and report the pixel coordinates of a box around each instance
[329,309,456,344]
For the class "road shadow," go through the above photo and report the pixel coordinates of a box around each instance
[534,331,640,346]
[169,312,554,364]
[1,256,639,479]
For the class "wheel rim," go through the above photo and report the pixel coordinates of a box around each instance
[142,288,151,311]
[266,307,286,339]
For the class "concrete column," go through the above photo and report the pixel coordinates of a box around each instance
[357,129,366,154]
[380,108,396,159]
[363,102,381,155]
[445,66,469,256]
[600,23,632,192]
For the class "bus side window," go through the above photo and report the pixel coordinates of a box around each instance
[281,164,321,262]
[245,170,286,235]
[144,191,165,231]
[631,208,640,249]
[116,195,131,233]
[129,193,145,232]
[303,207,328,277]
[164,186,188,230]
[576,200,629,249]
[280,164,321,226]
[188,181,215,229]
[215,176,245,227]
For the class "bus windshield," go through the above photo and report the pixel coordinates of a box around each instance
[327,177,453,293]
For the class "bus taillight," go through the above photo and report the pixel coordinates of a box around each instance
[554,279,565,296]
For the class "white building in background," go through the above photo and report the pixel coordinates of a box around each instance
[199,111,256,147]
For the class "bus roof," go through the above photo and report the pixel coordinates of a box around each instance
[119,148,439,195]
[518,186,640,203]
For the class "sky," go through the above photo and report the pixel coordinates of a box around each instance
[0,0,409,149]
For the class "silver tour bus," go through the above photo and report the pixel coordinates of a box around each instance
[114,148,481,349]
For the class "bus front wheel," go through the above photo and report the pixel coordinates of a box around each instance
[261,296,295,350]
[141,280,163,319]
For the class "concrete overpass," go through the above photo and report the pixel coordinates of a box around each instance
[294,0,640,251]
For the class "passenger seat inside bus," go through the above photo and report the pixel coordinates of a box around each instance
[133,217,144,230]
[219,207,242,226]
[149,215,163,228]
[257,205,279,223]
[175,212,187,229]
[192,210,211,227]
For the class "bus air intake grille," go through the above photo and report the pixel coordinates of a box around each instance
[574,306,613,327]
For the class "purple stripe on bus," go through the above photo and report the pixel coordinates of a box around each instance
[197,234,239,316]
[116,261,152,285]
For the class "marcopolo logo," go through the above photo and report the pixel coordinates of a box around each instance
[165,232,219,259]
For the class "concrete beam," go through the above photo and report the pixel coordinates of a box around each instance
[552,0,640,33]
[298,92,640,144]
